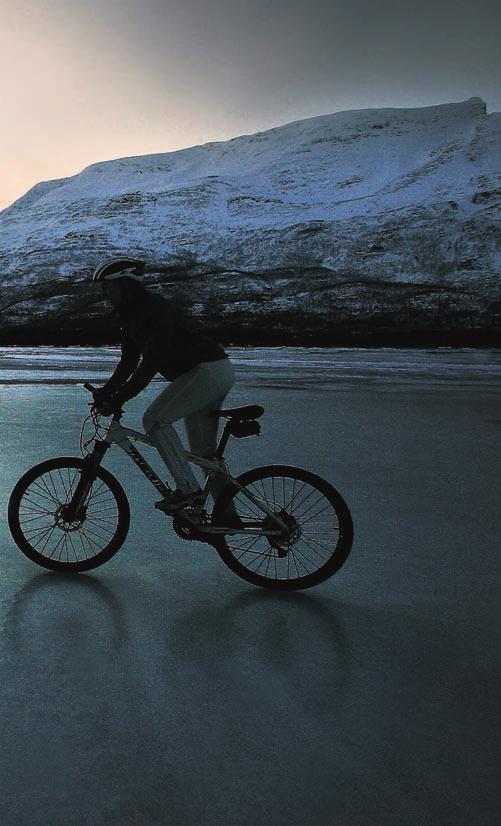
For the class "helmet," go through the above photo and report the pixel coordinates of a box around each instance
[92,257,146,283]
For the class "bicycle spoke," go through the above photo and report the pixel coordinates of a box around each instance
[297,503,339,527]
[47,530,66,560]
[57,467,68,495]
[60,533,69,563]
[66,530,79,562]
[28,484,59,507]
[37,525,57,556]
[79,526,105,553]
[30,525,56,549]
[18,513,51,525]
[300,532,336,554]
[291,485,320,517]
[78,523,110,547]
[47,471,66,505]
[290,547,301,579]
[87,505,118,515]
[289,546,314,575]
[285,478,308,512]
[19,502,53,515]
[77,530,90,560]
[231,535,263,559]
[84,517,116,536]
[286,477,298,513]
[23,522,57,539]
[295,536,330,564]
[255,547,273,575]
[67,467,77,499]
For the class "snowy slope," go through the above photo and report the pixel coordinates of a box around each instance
[0,98,500,342]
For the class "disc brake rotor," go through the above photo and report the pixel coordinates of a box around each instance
[263,509,302,555]
[54,505,87,532]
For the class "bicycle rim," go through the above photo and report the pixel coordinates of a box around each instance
[8,457,130,572]
[212,464,353,590]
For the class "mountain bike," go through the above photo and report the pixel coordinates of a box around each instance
[8,383,354,590]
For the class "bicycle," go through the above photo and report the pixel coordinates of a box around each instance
[8,383,354,590]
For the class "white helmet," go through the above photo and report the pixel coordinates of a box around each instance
[92,257,146,283]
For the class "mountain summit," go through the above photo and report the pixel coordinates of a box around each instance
[0,98,500,343]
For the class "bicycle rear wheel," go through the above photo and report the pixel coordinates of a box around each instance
[8,457,130,572]
[212,464,353,590]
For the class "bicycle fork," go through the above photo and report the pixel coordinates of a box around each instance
[62,442,109,521]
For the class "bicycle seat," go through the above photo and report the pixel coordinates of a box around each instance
[211,404,264,421]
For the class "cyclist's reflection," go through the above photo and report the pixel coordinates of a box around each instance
[4,572,128,655]
[164,589,351,697]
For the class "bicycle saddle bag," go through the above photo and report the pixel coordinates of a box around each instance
[228,419,261,438]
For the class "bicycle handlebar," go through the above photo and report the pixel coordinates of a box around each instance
[83,381,123,419]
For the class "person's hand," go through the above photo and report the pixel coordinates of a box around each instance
[93,392,124,417]
[94,399,116,417]
[91,386,109,406]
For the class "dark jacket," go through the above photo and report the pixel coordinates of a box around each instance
[103,292,227,401]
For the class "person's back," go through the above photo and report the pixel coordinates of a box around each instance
[118,289,226,381]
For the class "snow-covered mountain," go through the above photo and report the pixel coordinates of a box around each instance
[0,97,500,343]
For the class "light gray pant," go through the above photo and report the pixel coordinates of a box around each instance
[143,358,235,493]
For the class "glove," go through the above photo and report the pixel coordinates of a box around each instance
[94,392,124,416]
[91,386,110,406]
[94,400,115,416]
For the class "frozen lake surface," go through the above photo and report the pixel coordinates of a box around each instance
[0,347,500,825]
[0,344,500,386]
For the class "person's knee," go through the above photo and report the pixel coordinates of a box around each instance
[143,408,176,435]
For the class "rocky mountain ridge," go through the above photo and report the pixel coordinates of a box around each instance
[0,97,500,344]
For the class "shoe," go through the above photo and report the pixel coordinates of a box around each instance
[155,489,205,514]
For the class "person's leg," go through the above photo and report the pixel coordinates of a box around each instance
[184,363,240,517]
[143,359,234,494]
[143,372,204,492]
[184,397,228,500]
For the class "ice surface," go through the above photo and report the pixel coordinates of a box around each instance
[0,346,500,386]
[0,348,499,824]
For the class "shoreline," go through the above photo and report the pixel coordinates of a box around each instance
[0,330,499,348]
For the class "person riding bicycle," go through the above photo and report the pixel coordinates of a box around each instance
[92,256,235,513]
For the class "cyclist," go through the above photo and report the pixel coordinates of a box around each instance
[92,257,235,513]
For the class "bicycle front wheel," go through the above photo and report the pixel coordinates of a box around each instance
[8,457,130,572]
[212,464,353,590]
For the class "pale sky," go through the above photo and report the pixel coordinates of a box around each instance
[1,0,500,209]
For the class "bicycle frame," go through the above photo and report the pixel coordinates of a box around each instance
[72,413,287,537]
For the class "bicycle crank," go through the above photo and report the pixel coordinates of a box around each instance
[173,509,214,544]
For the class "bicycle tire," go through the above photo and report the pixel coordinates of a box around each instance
[211,464,353,590]
[8,457,130,572]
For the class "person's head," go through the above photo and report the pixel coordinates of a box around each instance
[92,257,148,309]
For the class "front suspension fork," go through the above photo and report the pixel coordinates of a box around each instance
[65,442,109,519]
